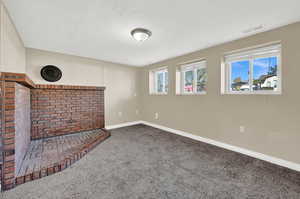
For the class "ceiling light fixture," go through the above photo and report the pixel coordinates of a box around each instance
[131,28,152,42]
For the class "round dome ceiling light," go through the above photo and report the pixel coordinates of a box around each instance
[131,28,152,42]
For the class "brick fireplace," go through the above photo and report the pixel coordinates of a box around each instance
[0,72,109,191]
[31,85,105,139]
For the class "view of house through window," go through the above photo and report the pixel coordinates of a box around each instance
[253,57,278,91]
[181,60,207,94]
[230,60,250,91]
[225,44,281,94]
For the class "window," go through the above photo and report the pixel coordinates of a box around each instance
[177,60,207,94]
[222,43,281,94]
[149,67,168,94]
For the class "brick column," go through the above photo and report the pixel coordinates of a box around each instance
[0,73,34,191]
[2,82,16,190]
[0,78,3,190]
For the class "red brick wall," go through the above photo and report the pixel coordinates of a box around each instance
[0,79,3,189]
[2,82,17,190]
[0,165,1,190]
[0,73,106,190]
[1,83,105,190]
[31,85,105,139]
[1,82,32,190]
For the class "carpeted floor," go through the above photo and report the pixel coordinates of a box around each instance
[2,124,300,199]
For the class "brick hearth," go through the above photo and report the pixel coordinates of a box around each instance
[0,72,108,191]
[15,129,110,186]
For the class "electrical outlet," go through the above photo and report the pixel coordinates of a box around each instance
[136,110,139,115]
[155,113,159,120]
[240,126,245,133]
[118,112,122,117]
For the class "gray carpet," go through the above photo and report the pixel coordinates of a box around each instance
[2,124,300,199]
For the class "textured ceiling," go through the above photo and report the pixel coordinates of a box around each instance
[3,0,300,66]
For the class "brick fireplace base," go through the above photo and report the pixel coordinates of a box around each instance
[0,72,107,190]
[15,129,110,186]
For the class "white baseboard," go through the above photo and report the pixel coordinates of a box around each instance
[140,121,300,172]
[105,121,143,130]
[104,120,300,172]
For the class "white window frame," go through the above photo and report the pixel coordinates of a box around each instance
[149,67,168,95]
[222,42,282,95]
[179,60,207,95]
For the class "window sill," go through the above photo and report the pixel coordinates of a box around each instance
[149,93,168,96]
[176,92,207,96]
[221,91,282,95]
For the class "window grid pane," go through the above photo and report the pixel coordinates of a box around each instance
[253,57,278,91]
[157,72,164,93]
[197,68,207,92]
[230,60,250,92]
[184,70,194,93]
[164,71,168,93]
[152,69,168,94]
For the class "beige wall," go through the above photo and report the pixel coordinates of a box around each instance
[26,48,141,126]
[140,22,300,164]
[0,1,26,73]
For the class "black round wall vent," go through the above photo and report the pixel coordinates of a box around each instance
[41,65,62,82]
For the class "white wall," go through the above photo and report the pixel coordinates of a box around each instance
[26,48,105,86]
[0,2,26,73]
[26,48,141,126]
